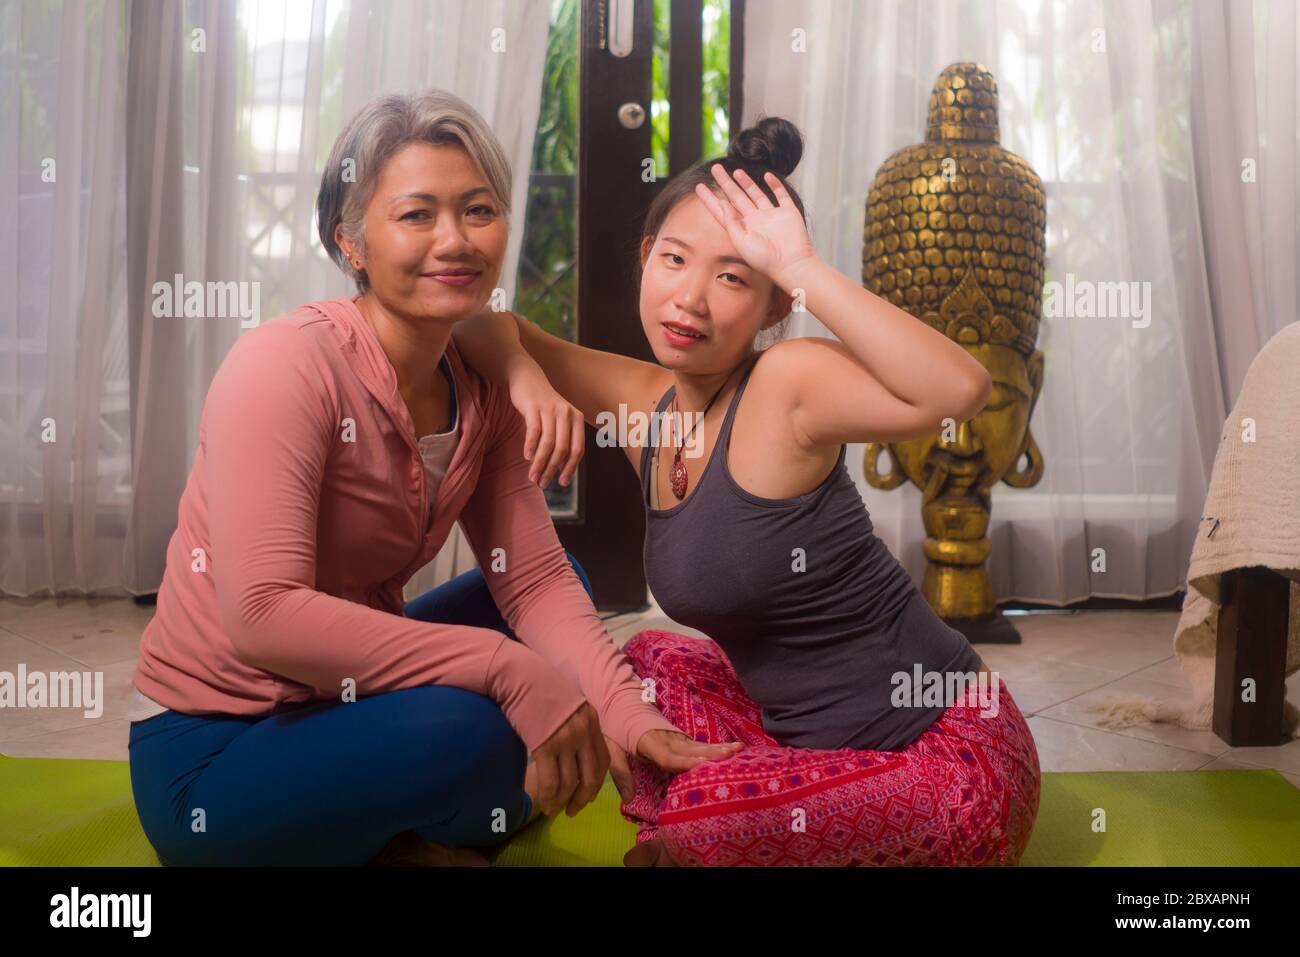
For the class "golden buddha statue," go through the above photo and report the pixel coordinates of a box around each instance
[862,62,1046,643]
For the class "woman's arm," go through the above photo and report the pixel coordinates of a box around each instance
[767,256,992,448]
[204,324,587,754]
[455,381,680,759]
[453,310,667,430]
[696,166,992,448]
[452,311,584,488]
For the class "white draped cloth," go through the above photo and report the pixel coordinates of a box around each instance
[1091,323,1300,739]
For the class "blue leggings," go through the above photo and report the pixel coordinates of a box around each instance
[127,552,593,866]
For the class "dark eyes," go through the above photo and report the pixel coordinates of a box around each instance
[400,204,497,221]
[662,254,743,285]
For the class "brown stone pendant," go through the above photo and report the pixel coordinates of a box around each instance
[670,450,689,500]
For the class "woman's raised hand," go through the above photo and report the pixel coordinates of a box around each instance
[530,701,609,818]
[693,164,817,289]
[512,364,585,488]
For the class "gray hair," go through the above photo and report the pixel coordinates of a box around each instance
[316,89,513,294]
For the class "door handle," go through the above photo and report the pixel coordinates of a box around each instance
[606,0,634,57]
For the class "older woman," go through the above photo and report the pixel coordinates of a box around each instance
[125,89,736,867]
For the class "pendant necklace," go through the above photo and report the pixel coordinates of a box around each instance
[656,368,737,504]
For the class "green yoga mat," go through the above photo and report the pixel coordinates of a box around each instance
[2,753,1298,866]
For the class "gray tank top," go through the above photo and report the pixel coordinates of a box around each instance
[639,351,985,752]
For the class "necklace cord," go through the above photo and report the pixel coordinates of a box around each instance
[654,357,752,506]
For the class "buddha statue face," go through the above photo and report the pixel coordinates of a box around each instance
[885,342,1044,513]
[865,262,1045,512]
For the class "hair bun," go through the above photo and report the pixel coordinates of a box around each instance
[728,116,803,178]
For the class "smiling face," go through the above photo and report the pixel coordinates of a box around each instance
[638,194,792,372]
[336,141,507,322]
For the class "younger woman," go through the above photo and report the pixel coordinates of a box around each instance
[455,117,1041,866]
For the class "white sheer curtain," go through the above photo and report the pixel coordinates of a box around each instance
[1,0,550,598]
[8,0,1295,606]
[742,0,1299,604]
[1190,0,1298,404]
[1,0,132,597]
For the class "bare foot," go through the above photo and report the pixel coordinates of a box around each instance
[368,830,490,867]
[623,837,679,867]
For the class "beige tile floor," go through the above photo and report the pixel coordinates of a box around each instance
[1,597,1298,790]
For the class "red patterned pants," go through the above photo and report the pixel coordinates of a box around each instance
[619,629,1041,866]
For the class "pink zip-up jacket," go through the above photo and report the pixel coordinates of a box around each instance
[132,296,678,756]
